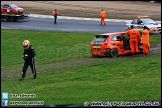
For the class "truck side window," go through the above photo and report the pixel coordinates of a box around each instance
[1,5,4,8]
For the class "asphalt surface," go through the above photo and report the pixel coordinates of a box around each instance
[1,17,126,32]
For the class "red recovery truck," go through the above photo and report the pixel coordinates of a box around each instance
[1,3,30,21]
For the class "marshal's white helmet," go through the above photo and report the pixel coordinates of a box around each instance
[23,40,30,48]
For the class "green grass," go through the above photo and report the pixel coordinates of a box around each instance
[1,29,100,68]
[1,29,161,106]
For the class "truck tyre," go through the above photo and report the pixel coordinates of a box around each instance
[110,48,119,58]
[3,16,9,22]
[13,17,17,21]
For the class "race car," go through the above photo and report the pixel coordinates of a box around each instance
[1,4,24,14]
[1,3,29,21]
[125,16,161,34]
[90,32,150,58]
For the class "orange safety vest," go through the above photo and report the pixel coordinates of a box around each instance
[141,29,151,43]
[100,11,106,18]
[52,11,59,16]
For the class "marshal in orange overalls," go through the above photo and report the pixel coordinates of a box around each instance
[140,27,152,55]
[99,10,106,25]
[126,27,140,55]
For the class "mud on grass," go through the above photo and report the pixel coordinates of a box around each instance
[1,1,161,20]
[1,28,161,80]
[24,6,161,21]
[1,45,161,81]
[1,54,161,104]
[14,1,160,21]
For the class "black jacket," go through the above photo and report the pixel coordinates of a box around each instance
[23,45,35,60]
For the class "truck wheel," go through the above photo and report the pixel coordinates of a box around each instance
[3,16,9,22]
[110,48,119,58]
[13,17,17,21]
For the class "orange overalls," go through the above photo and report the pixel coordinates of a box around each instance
[126,28,140,54]
[100,11,106,25]
[141,29,151,55]
[126,27,131,32]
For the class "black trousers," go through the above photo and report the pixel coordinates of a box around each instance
[22,58,36,78]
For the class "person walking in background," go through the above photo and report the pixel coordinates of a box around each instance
[140,26,152,56]
[126,25,141,56]
[19,40,37,81]
[99,9,106,25]
[52,9,60,24]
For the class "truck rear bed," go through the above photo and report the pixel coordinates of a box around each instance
[1,13,30,21]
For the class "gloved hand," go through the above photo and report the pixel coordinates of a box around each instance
[23,54,28,60]
[23,56,27,60]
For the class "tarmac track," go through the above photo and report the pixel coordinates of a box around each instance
[1,15,126,32]
[1,14,161,32]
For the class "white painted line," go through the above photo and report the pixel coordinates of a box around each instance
[29,14,161,23]
[1,27,19,29]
